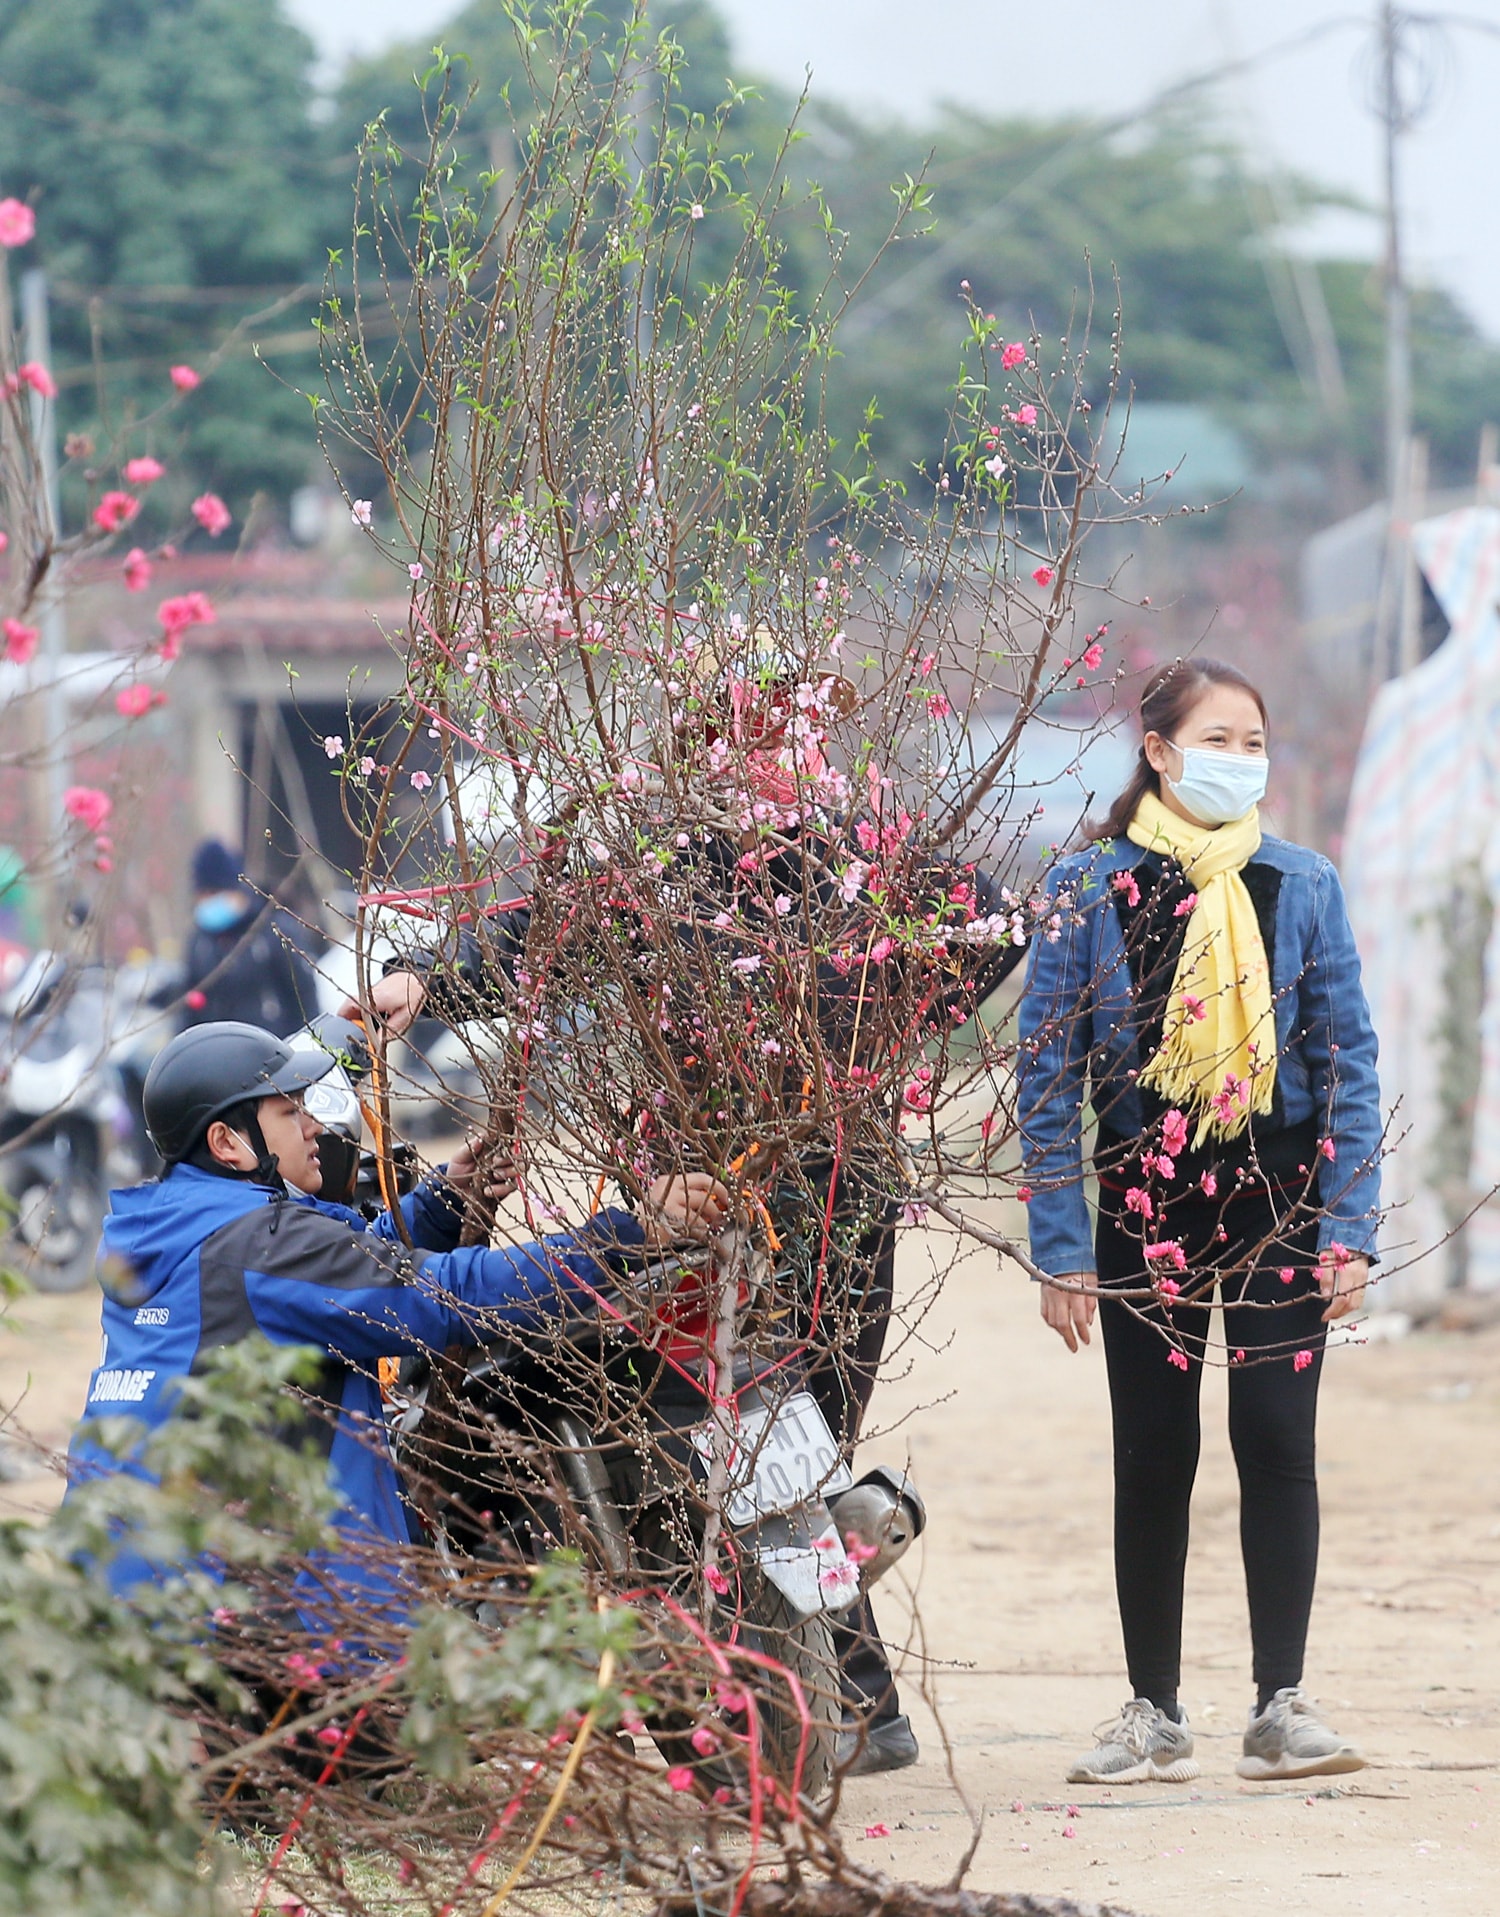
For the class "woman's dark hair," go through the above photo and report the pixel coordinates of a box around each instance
[1087,657,1269,843]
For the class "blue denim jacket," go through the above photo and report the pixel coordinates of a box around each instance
[1015,833,1382,1276]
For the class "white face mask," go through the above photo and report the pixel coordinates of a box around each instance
[1166,743,1269,826]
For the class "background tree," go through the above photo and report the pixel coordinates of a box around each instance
[6,0,1495,526]
[0,0,338,519]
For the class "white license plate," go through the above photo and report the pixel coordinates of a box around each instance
[692,1390,853,1527]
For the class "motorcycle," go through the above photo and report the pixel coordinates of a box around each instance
[0,953,166,1291]
[391,1225,924,1804]
[283,1012,925,1800]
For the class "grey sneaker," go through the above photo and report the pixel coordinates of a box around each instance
[1236,1687,1365,1780]
[1066,1698,1200,1785]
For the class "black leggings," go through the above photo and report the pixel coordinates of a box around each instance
[1096,1178,1328,1708]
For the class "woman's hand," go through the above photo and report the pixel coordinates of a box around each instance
[643,1173,734,1247]
[1041,1271,1098,1352]
[1317,1248,1369,1322]
[339,970,427,1037]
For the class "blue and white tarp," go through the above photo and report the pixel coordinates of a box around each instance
[1342,506,1500,1298]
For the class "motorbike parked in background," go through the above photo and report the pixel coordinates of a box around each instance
[0,953,172,1291]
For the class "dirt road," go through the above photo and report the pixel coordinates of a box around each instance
[3,1214,1497,1915]
[841,1211,1500,1915]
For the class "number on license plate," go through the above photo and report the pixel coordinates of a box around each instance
[691,1390,853,1526]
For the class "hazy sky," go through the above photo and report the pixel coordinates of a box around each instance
[287,0,1500,339]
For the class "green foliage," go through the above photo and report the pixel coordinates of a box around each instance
[400,1556,640,1780]
[332,0,745,164]
[0,1335,649,1909]
[0,0,337,512]
[0,1337,339,1917]
[0,1521,219,1917]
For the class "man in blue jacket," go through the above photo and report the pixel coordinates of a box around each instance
[67,1020,727,1604]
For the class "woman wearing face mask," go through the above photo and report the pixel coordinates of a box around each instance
[180,840,317,1039]
[1016,658,1381,1787]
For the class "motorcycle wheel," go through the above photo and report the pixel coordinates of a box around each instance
[651,1576,842,1809]
[731,1584,842,1807]
[8,1172,102,1292]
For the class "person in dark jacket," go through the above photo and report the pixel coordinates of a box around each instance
[180,840,317,1037]
[65,1021,729,1617]
[1016,658,1381,1788]
[341,679,1025,1776]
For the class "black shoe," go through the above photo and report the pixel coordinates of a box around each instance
[836,1712,919,1776]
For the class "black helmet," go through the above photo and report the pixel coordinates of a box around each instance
[144,1021,335,1164]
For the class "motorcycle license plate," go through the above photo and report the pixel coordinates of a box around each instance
[692,1391,853,1528]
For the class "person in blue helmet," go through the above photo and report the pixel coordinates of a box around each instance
[66,1020,729,1609]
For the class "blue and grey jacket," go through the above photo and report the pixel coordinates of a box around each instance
[65,1163,648,1598]
[1016,833,1382,1276]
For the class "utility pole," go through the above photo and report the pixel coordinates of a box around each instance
[19,267,68,934]
[1379,1,1412,512]
[1370,0,1418,684]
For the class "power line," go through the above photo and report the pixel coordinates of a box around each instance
[841,13,1367,339]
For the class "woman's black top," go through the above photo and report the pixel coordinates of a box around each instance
[1093,849,1318,1196]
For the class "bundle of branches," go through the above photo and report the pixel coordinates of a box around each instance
[314,0,1133,1257]
[5,1334,1139,1917]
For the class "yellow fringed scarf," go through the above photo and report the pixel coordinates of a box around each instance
[1125,790,1277,1146]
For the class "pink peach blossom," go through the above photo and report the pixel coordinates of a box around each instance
[115,684,153,717]
[123,548,152,592]
[158,591,216,636]
[666,1766,695,1792]
[3,617,38,664]
[123,456,165,486]
[0,198,36,248]
[1166,1348,1189,1370]
[1162,1109,1189,1156]
[92,490,140,533]
[1032,565,1054,587]
[16,360,56,398]
[1000,342,1026,369]
[191,492,231,537]
[63,785,112,833]
[1293,1349,1313,1372]
[169,364,201,392]
[1211,1073,1249,1122]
